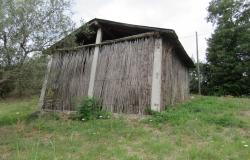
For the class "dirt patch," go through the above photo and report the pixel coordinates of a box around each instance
[239,110,250,117]
[0,148,11,160]
[40,133,54,145]
[237,128,250,138]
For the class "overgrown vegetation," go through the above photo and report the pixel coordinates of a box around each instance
[71,97,111,121]
[0,95,250,159]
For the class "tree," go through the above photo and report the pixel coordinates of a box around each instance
[0,0,75,97]
[190,63,211,95]
[206,0,250,96]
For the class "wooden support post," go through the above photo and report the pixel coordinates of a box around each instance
[88,28,103,97]
[151,38,162,112]
[38,56,53,110]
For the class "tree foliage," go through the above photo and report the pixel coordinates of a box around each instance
[0,0,75,97]
[206,0,250,96]
[190,63,211,95]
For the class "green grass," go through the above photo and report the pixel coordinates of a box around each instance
[0,96,250,160]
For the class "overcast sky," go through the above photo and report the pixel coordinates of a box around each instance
[72,0,215,62]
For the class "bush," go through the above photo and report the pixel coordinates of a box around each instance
[0,79,15,98]
[72,97,111,121]
[0,69,15,98]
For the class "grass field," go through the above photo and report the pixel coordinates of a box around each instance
[0,96,250,160]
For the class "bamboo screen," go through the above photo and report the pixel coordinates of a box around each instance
[43,37,155,114]
[43,48,94,111]
[161,41,190,110]
[94,37,155,114]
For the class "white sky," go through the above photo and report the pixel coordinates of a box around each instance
[72,0,215,62]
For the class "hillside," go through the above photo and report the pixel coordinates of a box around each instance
[0,96,249,160]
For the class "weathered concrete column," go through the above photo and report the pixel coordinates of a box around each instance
[38,56,53,110]
[151,38,162,112]
[88,28,103,96]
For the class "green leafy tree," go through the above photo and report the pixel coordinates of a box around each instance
[206,0,250,96]
[0,0,75,97]
[190,63,212,95]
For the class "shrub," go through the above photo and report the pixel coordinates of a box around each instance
[72,97,111,121]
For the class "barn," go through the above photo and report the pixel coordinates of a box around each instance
[39,18,194,114]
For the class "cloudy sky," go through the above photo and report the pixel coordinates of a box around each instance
[72,0,215,62]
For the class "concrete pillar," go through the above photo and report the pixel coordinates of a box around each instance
[88,28,103,96]
[151,38,162,112]
[38,56,53,110]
